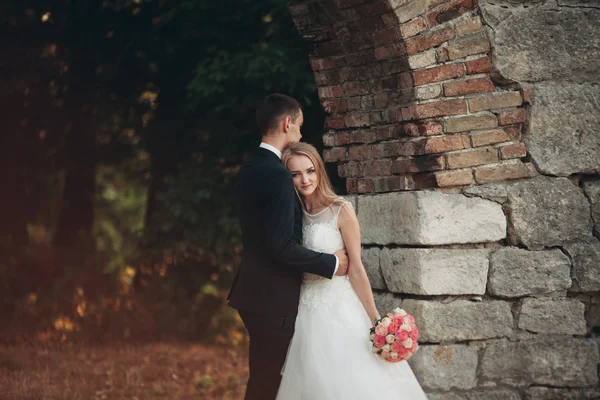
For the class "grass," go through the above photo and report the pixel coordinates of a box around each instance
[0,341,249,400]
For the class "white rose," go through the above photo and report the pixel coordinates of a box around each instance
[372,346,381,353]
[394,308,407,317]
[383,344,392,352]
[402,338,413,348]
[390,352,399,359]
[382,351,391,359]
[386,334,396,344]
[400,323,412,332]
[381,317,392,327]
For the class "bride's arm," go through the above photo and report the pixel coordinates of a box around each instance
[338,203,380,323]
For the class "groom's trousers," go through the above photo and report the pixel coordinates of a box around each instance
[239,310,296,400]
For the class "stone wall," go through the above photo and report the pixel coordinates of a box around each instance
[289,0,600,397]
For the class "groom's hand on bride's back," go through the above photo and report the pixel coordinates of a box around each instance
[334,249,349,276]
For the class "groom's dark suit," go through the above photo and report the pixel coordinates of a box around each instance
[228,146,337,400]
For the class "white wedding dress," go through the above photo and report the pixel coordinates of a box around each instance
[276,199,428,400]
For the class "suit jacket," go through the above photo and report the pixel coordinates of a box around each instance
[227,147,336,316]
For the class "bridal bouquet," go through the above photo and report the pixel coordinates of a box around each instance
[370,307,419,363]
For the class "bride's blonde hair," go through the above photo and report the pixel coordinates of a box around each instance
[282,142,339,209]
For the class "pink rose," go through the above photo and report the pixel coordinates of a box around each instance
[404,314,416,327]
[396,330,409,341]
[409,327,419,340]
[373,335,386,348]
[375,323,388,336]
[393,317,404,326]
[387,321,400,334]
[391,341,403,353]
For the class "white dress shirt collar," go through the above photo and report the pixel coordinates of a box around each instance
[259,142,282,159]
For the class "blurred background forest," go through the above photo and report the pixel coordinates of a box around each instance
[0,0,339,345]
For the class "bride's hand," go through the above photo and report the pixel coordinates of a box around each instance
[333,249,349,276]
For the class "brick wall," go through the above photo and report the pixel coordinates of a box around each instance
[289,0,533,194]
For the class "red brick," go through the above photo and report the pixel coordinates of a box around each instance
[373,93,387,109]
[338,162,360,177]
[443,78,495,97]
[427,0,474,27]
[456,16,482,36]
[423,134,470,154]
[404,121,444,137]
[362,160,393,176]
[401,99,468,120]
[318,85,343,98]
[346,179,374,194]
[322,99,347,113]
[342,81,371,96]
[444,36,490,60]
[504,126,522,141]
[392,155,445,173]
[471,129,511,147]
[447,147,498,169]
[356,179,374,193]
[349,130,377,144]
[445,113,498,134]
[435,169,474,187]
[413,63,465,86]
[345,112,370,127]
[499,142,527,159]
[374,43,406,60]
[474,160,532,183]
[323,132,337,147]
[324,114,345,129]
[400,17,428,38]
[405,27,456,55]
[373,176,415,192]
[465,57,491,74]
[311,58,336,71]
[373,29,402,46]
[468,92,523,112]
[347,97,361,111]
[337,131,351,145]
[348,144,373,161]
[498,108,527,125]
[323,147,347,162]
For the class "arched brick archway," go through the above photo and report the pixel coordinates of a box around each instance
[289,0,531,195]
[288,0,600,397]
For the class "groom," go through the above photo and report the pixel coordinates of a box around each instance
[228,93,349,400]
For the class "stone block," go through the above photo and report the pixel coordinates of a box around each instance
[563,240,600,292]
[402,300,513,341]
[408,345,478,391]
[518,298,587,335]
[506,177,593,249]
[488,247,571,297]
[380,248,489,295]
[358,192,506,245]
[480,338,599,387]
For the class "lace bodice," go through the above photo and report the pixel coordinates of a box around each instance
[300,198,357,312]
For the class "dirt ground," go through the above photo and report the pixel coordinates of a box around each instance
[0,342,249,400]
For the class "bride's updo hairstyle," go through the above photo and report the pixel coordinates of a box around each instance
[282,142,339,208]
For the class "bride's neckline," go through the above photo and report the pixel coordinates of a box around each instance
[303,205,331,217]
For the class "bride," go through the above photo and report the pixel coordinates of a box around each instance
[276,142,427,399]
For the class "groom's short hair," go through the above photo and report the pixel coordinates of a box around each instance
[257,93,302,137]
